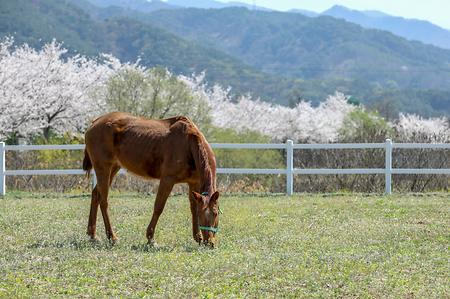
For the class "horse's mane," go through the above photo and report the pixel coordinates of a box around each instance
[184,120,215,194]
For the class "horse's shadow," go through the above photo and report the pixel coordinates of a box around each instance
[130,243,174,253]
[27,237,112,250]
[27,237,203,252]
[122,242,209,252]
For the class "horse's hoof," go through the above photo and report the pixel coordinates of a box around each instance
[87,226,96,237]
[193,234,203,244]
[88,236,100,243]
[107,233,118,245]
[202,240,216,249]
[147,239,158,248]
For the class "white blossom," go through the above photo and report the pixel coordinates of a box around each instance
[394,113,450,142]
[2,39,448,145]
[0,38,115,139]
[207,86,355,142]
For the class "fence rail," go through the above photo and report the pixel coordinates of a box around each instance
[1,139,450,196]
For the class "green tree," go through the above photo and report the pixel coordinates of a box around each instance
[205,126,284,192]
[104,66,211,127]
[206,126,283,169]
[339,109,392,142]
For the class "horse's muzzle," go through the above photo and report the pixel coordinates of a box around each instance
[203,239,216,249]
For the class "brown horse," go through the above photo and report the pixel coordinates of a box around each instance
[82,112,220,247]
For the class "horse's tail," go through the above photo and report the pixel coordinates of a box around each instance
[82,149,92,180]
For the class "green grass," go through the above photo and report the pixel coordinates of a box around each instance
[0,192,448,298]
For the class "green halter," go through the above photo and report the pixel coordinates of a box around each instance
[199,226,220,233]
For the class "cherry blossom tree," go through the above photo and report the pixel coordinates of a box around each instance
[393,113,450,143]
[102,66,211,128]
[207,87,356,143]
[2,38,449,146]
[0,38,117,141]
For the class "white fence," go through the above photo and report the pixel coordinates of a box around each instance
[1,139,450,196]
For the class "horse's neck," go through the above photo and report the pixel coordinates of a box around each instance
[199,167,215,195]
[194,137,215,194]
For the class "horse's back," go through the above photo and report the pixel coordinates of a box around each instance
[86,112,170,143]
[87,112,191,135]
[85,112,199,179]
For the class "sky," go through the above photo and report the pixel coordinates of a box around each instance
[220,0,450,30]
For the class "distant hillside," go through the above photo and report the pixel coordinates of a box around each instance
[85,5,450,115]
[86,0,178,12]
[288,9,318,17]
[2,0,450,116]
[145,8,450,91]
[0,0,100,54]
[322,5,450,49]
[82,0,272,11]
[30,0,450,95]
[0,0,305,104]
[92,1,450,50]
[166,0,272,11]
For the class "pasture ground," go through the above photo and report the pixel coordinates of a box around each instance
[0,192,448,298]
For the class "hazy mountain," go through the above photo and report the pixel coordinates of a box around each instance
[167,0,228,9]
[288,9,318,17]
[361,10,389,18]
[166,0,272,11]
[82,0,272,11]
[322,5,450,49]
[0,0,305,104]
[140,7,450,115]
[3,0,450,116]
[145,8,450,90]
[84,0,178,12]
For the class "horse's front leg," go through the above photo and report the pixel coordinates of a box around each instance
[146,177,175,245]
[188,183,202,244]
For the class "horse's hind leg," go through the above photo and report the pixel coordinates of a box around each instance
[87,185,100,240]
[109,164,121,186]
[87,164,120,240]
[93,163,118,242]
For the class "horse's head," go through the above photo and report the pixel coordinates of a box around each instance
[192,191,220,248]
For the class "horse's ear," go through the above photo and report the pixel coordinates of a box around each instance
[209,191,220,207]
[192,191,204,203]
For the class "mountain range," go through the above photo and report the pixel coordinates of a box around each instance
[80,0,450,51]
[128,6,450,116]
[166,0,272,11]
[81,0,272,12]
[321,5,450,50]
[143,7,450,85]
[0,0,307,106]
[83,0,175,12]
[1,0,450,117]
[163,1,450,49]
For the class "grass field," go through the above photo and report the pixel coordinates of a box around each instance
[0,192,448,298]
